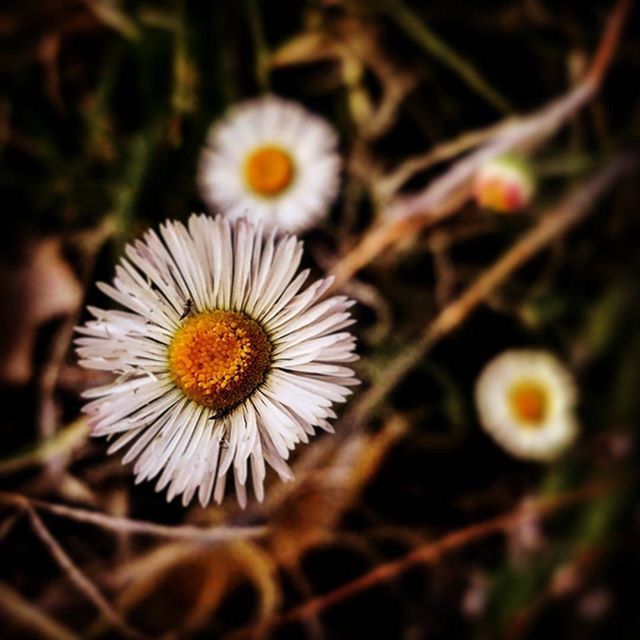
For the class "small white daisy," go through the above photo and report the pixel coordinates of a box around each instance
[475,350,578,461]
[198,95,341,234]
[76,214,359,507]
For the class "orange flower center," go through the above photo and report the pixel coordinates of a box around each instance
[476,172,528,213]
[245,146,294,196]
[508,381,548,426]
[168,310,271,410]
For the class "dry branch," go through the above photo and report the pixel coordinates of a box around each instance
[0,580,80,640]
[0,492,266,543]
[26,507,150,640]
[234,479,619,639]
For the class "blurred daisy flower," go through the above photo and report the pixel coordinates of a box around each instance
[473,155,535,213]
[76,215,359,507]
[198,95,341,234]
[474,350,577,461]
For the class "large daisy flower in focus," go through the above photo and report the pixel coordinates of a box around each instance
[475,350,578,461]
[76,215,359,507]
[198,95,341,234]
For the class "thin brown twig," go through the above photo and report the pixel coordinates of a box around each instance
[26,506,151,640]
[0,510,23,542]
[233,479,618,639]
[0,580,81,640]
[0,491,266,543]
[421,154,636,344]
[284,565,325,640]
[328,0,632,291]
[378,119,513,199]
[0,418,89,476]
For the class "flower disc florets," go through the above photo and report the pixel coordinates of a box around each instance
[168,310,271,410]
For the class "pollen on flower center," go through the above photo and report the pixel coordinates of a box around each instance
[245,146,294,196]
[168,310,271,410]
[508,381,548,426]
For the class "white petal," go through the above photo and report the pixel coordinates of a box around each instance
[198,94,342,234]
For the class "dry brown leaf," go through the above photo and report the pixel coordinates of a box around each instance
[271,17,417,138]
[0,237,82,384]
[266,415,408,567]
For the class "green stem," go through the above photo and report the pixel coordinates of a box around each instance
[384,0,511,113]
[111,124,160,244]
[246,0,271,92]
[0,418,88,476]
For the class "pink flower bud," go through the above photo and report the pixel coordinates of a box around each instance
[473,155,535,213]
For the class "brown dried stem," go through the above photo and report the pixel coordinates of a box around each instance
[0,491,266,543]
[26,506,150,640]
[377,119,513,199]
[0,580,80,640]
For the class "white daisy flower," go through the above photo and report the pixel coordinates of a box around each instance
[474,350,578,462]
[198,95,341,234]
[76,214,359,508]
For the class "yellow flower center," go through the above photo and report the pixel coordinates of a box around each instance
[508,381,549,427]
[168,310,271,411]
[479,179,506,210]
[245,146,294,196]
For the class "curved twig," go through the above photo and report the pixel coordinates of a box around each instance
[0,492,267,543]
[27,506,150,640]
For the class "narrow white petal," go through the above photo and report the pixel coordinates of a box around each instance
[198,95,342,235]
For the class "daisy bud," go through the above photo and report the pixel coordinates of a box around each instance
[473,155,535,213]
